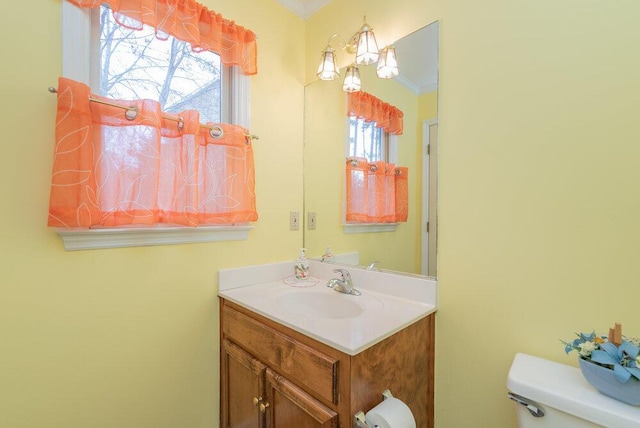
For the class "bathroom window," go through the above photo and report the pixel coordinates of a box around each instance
[62,1,252,125]
[57,1,255,250]
[95,4,226,122]
[348,116,391,162]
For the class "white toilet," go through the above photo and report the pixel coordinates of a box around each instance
[507,353,640,427]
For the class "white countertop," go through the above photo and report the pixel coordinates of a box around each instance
[218,260,437,355]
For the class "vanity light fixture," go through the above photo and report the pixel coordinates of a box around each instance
[316,16,398,92]
[342,64,362,92]
[316,45,340,81]
[355,20,379,65]
[376,46,399,79]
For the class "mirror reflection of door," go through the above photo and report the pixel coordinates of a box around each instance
[422,120,438,277]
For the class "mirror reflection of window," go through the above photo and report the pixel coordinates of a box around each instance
[348,116,389,162]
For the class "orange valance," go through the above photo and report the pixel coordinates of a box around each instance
[347,92,403,135]
[66,0,257,75]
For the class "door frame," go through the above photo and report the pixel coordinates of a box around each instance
[421,119,438,276]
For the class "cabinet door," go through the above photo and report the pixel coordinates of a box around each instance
[265,368,338,428]
[221,340,267,428]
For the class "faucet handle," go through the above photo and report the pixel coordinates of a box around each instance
[329,268,361,295]
[332,268,351,282]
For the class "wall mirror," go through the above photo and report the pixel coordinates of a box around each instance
[303,21,439,277]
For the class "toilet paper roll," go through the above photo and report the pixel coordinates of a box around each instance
[365,397,416,428]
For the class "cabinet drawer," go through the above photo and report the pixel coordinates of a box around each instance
[223,305,339,404]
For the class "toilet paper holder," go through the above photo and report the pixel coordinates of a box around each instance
[353,389,395,428]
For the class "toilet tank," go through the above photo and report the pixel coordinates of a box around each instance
[507,353,640,428]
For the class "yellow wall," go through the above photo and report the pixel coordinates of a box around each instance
[304,64,422,273]
[0,1,304,426]
[309,0,640,427]
[5,0,640,427]
[436,1,640,426]
[419,90,438,121]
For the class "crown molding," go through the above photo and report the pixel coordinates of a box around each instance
[394,75,420,95]
[419,82,439,95]
[273,0,331,19]
[394,75,438,96]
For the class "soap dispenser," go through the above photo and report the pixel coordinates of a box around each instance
[294,248,309,280]
[321,246,335,263]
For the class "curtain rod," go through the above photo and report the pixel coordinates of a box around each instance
[48,87,258,142]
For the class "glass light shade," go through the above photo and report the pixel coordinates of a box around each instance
[343,65,361,92]
[376,46,399,79]
[355,23,379,65]
[316,47,339,81]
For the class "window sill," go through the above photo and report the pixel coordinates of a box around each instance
[56,224,254,251]
[343,223,398,234]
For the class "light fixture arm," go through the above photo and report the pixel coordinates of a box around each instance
[326,33,348,51]
[346,16,371,54]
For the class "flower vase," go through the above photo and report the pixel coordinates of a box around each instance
[579,358,640,406]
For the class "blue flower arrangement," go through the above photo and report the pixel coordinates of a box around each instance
[563,324,640,384]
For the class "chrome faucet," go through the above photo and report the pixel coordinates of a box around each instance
[326,268,361,296]
[366,261,381,271]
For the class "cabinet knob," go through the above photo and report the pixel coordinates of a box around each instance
[252,397,261,406]
[259,402,270,413]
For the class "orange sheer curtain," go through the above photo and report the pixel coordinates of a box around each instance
[347,91,404,135]
[346,159,407,223]
[394,166,408,222]
[48,77,258,228]
[66,0,257,75]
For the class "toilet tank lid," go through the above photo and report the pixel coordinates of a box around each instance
[507,353,640,427]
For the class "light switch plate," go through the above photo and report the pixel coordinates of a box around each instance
[290,211,299,230]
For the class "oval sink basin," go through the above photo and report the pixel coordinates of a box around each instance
[277,291,364,319]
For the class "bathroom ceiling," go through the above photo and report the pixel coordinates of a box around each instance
[274,0,438,95]
[392,22,438,95]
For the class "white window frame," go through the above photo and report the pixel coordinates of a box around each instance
[58,2,252,251]
[342,116,398,234]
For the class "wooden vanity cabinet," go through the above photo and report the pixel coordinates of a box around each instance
[221,340,267,428]
[220,298,434,428]
[265,368,339,427]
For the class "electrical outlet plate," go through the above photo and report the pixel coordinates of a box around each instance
[308,212,317,230]
[290,211,299,230]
